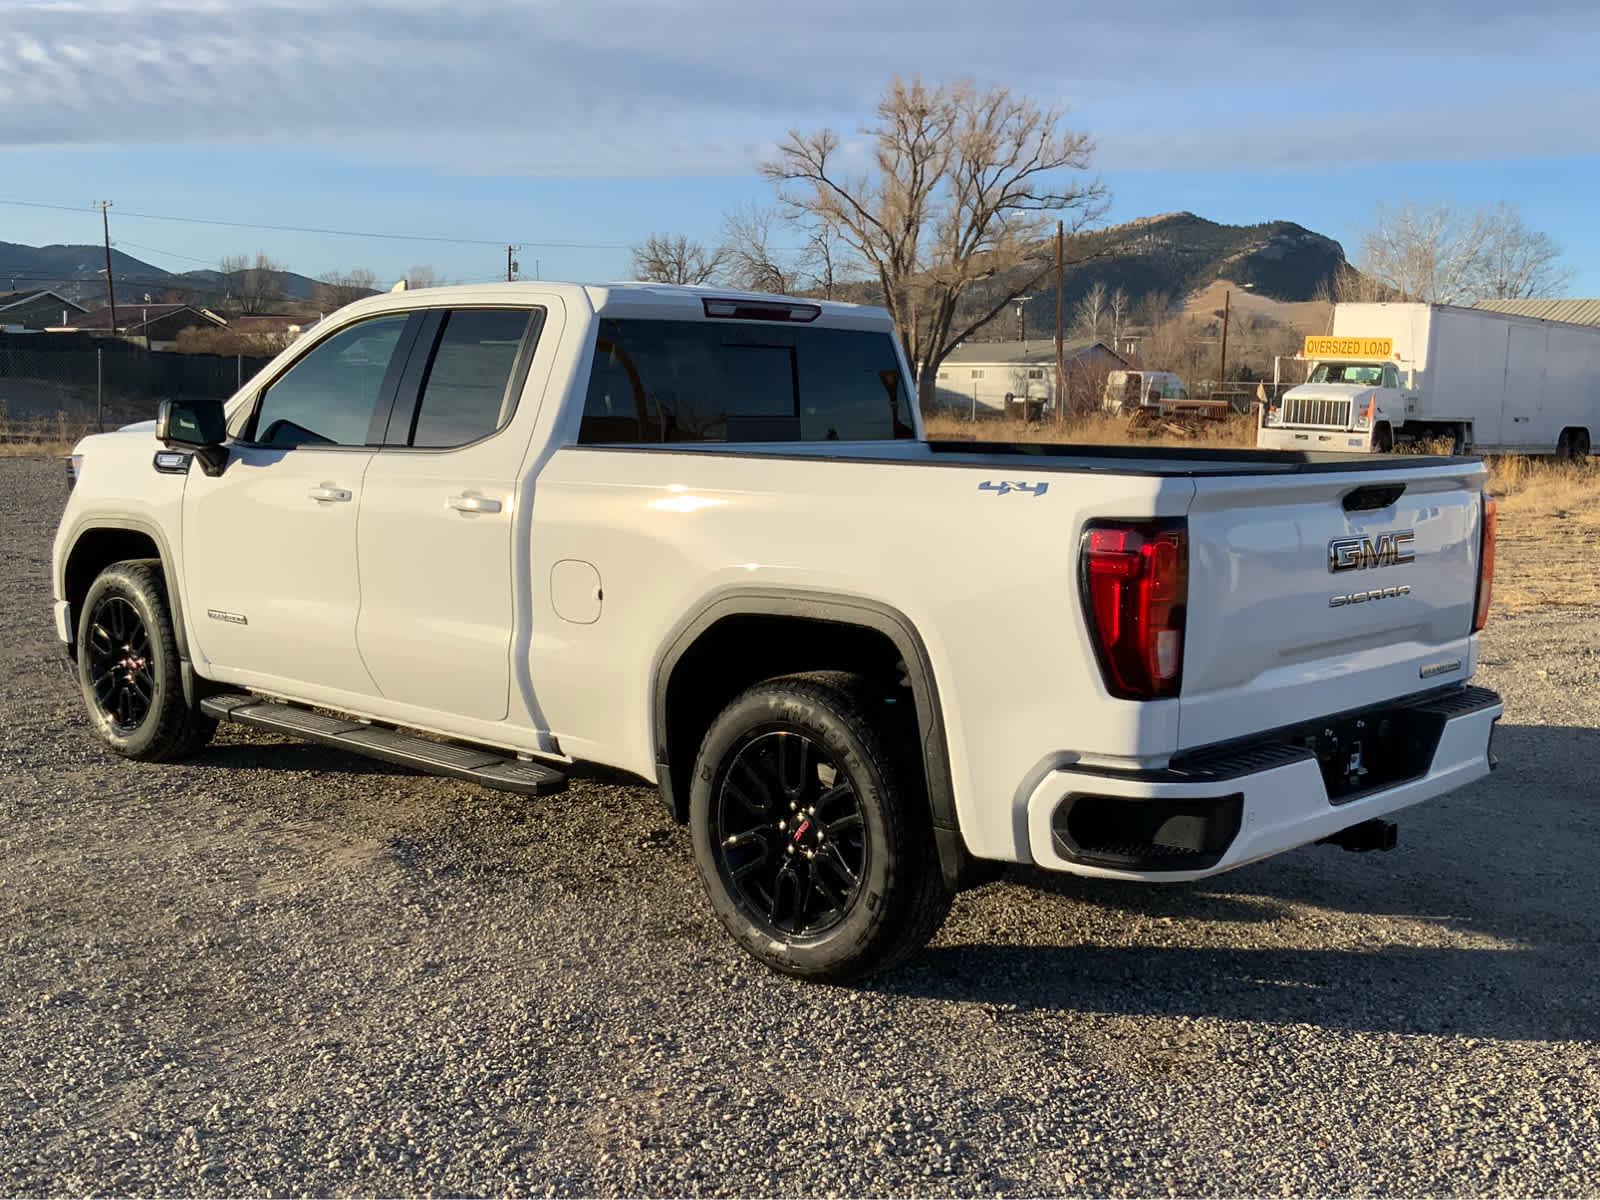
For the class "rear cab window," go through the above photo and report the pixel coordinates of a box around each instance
[578,318,915,444]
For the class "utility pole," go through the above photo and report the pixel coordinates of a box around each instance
[1216,288,1232,396]
[506,245,521,282]
[95,201,118,334]
[1054,220,1064,425]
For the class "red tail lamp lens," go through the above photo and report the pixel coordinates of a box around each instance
[1473,495,1496,632]
[1081,521,1188,700]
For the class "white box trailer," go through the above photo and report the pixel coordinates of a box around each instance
[1256,302,1600,457]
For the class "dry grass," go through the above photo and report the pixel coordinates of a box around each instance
[0,412,93,457]
[923,409,1600,616]
[1485,457,1600,613]
[924,410,1258,449]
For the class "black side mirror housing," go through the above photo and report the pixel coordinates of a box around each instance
[156,399,230,475]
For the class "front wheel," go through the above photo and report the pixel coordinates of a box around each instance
[77,559,216,761]
[689,672,952,981]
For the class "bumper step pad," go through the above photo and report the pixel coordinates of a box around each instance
[200,695,568,796]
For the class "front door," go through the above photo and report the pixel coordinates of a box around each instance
[182,312,413,698]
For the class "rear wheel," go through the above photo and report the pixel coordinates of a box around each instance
[1556,428,1589,464]
[77,560,216,761]
[689,672,952,981]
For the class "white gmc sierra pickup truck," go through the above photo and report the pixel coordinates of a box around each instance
[53,282,1503,980]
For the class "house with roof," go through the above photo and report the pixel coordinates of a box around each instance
[932,337,1131,416]
[52,303,227,349]
[0,290,88,332]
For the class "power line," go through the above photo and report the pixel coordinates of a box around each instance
[113,238,223,267]
[0,196,632,250]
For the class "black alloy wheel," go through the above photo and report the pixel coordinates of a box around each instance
[76,559,216,761]
[712,730,867,937]
[85,594,156,734]
[689,672,953,981]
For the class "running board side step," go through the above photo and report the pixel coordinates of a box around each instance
[199,695,568,796]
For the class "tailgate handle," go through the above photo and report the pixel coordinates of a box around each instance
[1342,483,1406,512]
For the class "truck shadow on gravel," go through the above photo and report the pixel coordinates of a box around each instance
[881,721,1599,1043]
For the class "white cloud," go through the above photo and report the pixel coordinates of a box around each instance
[1,0,1597,175]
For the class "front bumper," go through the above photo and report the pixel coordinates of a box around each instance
[1256,425,1372,452]
[54,600,74,646]
[1025,686,1502,881]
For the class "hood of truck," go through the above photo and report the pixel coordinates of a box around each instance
[1176,460,1486,751]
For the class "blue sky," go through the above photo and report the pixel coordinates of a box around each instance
[3,0,1598,294]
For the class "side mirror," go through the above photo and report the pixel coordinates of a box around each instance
[156,398,227,449]
[156,398,229,476]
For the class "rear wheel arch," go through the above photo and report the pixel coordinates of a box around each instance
[652,591,968,881]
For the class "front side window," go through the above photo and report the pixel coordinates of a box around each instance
[409,309,534,448]
[578,319,915,444]
[251,314,409,447]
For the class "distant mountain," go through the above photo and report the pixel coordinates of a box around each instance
[1058,212,1349,306]
[814,212,1351,340]
[0,241,177,303]
[0,241,326,306]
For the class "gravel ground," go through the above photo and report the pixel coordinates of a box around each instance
[3,454,1598,1198]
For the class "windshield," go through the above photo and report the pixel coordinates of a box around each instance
[1309,362,1384,386]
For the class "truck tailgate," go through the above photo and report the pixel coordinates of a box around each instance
[1178,461,1488,750]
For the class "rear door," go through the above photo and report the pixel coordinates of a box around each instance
[354,305,547,721]
[1178,461,1487,750]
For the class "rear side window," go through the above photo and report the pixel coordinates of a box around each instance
[578,319,915,444]
[407,309,534,448]
[251,314,409,447]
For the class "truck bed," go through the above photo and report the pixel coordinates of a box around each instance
[571,438,1476,476]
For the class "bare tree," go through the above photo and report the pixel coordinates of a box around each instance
[1356,201,1571,305]
[1135,290,1173,330]
[719,204,802,294]
[1313,263,1389,308]
[803,221,843,299]
[221,251,288,316]
[314,268,378,312]
[1474,201,1573,299]
[405,265,444,290]
[1075,280,1107,339]
[630,233,725,285]
[1109,286,1129,345]
[762,76,1106,404]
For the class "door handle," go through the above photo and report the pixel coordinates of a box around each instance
[308,485,353,503]
[447,494,502,514]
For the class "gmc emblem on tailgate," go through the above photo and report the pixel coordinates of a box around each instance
[1328,531,1415,573]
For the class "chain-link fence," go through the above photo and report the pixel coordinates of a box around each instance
[0,334,274,443]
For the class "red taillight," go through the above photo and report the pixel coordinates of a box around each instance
[1473,495,1496,632]
[1080,520,1188,700]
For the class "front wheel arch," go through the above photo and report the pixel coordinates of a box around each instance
[76,559,216,761]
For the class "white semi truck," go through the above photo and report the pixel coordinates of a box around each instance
[1257,302,1600,458]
